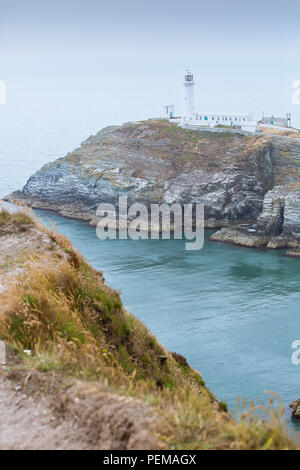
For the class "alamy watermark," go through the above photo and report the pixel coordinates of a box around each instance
[95,196,204,250]
[0,81,6,104]
[291,340,300,365]
[292,80,300,105]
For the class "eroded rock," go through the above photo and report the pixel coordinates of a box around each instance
[5,120,276,227]
[290,399,300,418]
[6,120,300,252]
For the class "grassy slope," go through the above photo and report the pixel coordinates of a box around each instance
[0,209,298,450]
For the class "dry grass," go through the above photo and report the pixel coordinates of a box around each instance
[259,126,300,138]
[0,208,34,234]
[0,211,298,450]
[0,224,204,393]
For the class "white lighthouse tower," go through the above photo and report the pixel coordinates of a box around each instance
[183,69,194,121]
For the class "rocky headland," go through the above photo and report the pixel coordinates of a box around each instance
[5,119,300,255]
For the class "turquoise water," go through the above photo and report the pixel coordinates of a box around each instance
[36,209,300,432]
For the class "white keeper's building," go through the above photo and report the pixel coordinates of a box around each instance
[164,69,259,133]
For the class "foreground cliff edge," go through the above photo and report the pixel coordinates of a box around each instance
[5,119,300,257]
[0,208,297,449]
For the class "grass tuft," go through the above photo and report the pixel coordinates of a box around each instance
[0,208,34,233]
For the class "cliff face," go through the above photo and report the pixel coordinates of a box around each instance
[257,185,300,238]
[6,119,300,251]
[7,120,276,226]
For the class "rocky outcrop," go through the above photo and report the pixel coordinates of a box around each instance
[210,135,300,250]
[211,185,300,251]
[210,225,271,248]
[6,120,276,227]
[5,119,300,251]
[290,399,300,419]
[257,186,300,238]
[256,186,286,236]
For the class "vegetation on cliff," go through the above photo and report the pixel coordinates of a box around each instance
[0,209,298,449]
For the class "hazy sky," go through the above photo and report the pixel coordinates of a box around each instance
[1,0,300,125]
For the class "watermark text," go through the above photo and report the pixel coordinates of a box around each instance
[291,340,300,365]
[292,80,300,105]
[96,196,204,251]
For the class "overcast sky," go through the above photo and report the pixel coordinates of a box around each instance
[1,0,300,124]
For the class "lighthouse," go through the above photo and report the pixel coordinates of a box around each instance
[183,69,194,120]
[162,69,258,133]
